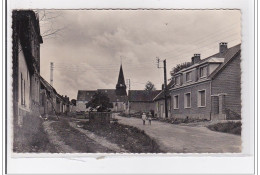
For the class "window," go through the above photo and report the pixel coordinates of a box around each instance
[185,93,191,108]
[175,76,180,85]
[198,90,206,107]
[24,80,26,105]
[200,66,207,78]
[186,71,191,82]
[173,95,179,109]
[21,73,23,105]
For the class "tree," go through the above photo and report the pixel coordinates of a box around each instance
[144,81,156,92]
[171,62,192,76]
[36,10,65,39]
[85,92,113,112]
[71,99,76,106]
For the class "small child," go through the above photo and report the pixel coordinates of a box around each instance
[148,112,152,125]
[142,113,146,125]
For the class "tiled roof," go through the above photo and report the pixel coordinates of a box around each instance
[77,90,96,101]
[98,89,127,102]
[174,44,241,74]
[128,90,161,102]
[153,80,174,101]
[77,89,127,102]
[40,75,57,94]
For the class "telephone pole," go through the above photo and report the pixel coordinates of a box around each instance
[156,57,168,118]
[126,78,131,115]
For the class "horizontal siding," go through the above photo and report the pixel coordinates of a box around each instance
[211,54,241,115]
[170,81,211,119]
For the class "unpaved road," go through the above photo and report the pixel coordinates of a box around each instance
[115,115,241,153]
[43,119,125,153]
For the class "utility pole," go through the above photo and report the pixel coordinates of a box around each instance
[50,62,54,86]
[163,60,168,118]
[126,78,131,115]
[156,57,168,118]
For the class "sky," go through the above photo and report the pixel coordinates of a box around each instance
[39,10,241,100]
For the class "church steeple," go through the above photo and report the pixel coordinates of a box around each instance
[116,64,127,96]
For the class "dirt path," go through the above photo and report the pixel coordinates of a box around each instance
[69,121,128,153]
[43,121,76,153]
[115,115,241,153]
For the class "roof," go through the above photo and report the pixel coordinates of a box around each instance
[209,45,241,79]
[173,44,241,74]
[116,65,126,87]
[98,89,127,102]
[77,90,96,101]
[128,90,161,102]
[77,89,127,102]
[115,64,127,96]
[40,76,57,94]
[153,80,175,101]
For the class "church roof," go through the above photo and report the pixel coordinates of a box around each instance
[116,64,126,87]
[116,64,127,96]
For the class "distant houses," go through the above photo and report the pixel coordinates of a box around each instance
[12,10,71,128]
[40,76,71,116]
[155,42,241,120]
[76,64,128,112]
[128,90,160,114]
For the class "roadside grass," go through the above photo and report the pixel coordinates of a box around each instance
[50,118,114,153]
[13,114,57,153]
[83,121,162,153]
[207,121,241,135]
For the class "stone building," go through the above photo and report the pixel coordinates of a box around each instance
[12,10,43,126]
[154,42,241,120]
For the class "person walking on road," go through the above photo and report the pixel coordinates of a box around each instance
[148,112,152,125]
[142,113,147,125]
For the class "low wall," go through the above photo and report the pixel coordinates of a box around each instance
[89,112,111,124]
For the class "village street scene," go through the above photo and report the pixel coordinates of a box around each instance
[12,10,241,153]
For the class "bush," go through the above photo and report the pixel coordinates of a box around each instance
[207,121,241,135]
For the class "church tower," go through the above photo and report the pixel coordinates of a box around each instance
[115,64,127,96]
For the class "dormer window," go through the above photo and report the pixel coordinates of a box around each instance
[175,76,180,85]
[186,71,191,82]
[199,66,207,78]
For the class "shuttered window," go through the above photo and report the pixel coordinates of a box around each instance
[185,93,191,108]
[186,72,191,82]
[198,90,206,107]
[199,66,207,78]
[174,95,179,109]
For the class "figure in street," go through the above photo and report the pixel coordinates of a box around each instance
[148,112,152,125]
[142,113,146,125]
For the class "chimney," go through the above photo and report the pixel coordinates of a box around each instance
[219,42,228,53]
[191,54,201,64]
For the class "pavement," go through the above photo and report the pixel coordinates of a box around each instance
[114,115,241,153]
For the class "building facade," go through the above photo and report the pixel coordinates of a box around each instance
[40,76,71,115]
[155,43,241,120]
[12,10,43,126]
[128,90,160,114]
